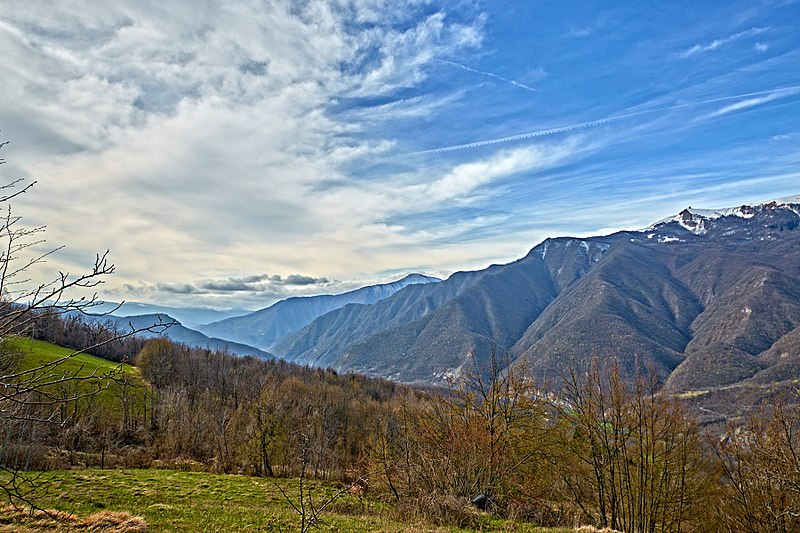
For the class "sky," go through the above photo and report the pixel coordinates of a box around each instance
[1,0,799,310]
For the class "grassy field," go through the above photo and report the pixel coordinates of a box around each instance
[5,337,138,377]
[0,341,578,530]
[1,337,147,431]
[0,469,577,532]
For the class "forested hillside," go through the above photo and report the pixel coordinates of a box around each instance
[4,312,800,532]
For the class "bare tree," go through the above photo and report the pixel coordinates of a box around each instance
[0,138,167,507]
[410,349,551,513]
[716,399,800,533]
[275,432,371,533]
[558,359,716,532]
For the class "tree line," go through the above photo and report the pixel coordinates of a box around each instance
[3,312,800,532]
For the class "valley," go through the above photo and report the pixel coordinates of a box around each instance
[3,197,800,532]
[123,197,800,421]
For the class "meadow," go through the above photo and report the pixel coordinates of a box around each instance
[8,337,137,376]
[4,329,798,532]
[1,468,577,532]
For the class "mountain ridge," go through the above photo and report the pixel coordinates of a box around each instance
[91,302,250,329]
[198,273,441,350]
[91,313,273,359]
[262,197,800,411]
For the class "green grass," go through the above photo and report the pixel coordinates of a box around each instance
[1,469,575,532]
[5,337,138,377]
[1,337,147,423]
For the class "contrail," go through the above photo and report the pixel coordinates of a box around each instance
[412,85,800,155]
[435,59,538,93]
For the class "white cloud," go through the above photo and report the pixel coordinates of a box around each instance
[0,0,487,306]
[678,27,769,58]
[3,2,798,311]
[416,141,580,203]
[349,12,482,96]
[340,91,466,124]
[709,86,800,117]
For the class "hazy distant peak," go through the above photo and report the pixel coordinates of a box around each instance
[197,272,441,351]
[389,273,441,284]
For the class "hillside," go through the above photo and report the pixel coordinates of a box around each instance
[274,267,498,369]
[6,337,140,377]
[2,337,146,419]
[101,314,273,359]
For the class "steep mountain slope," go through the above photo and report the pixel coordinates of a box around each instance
[276,238,611,380]
[331,239,611,382]
[510,242,702,381]
[199,274,439,350]
[274,268,496,366]
[272,198,800,394]
[333,251,560,381]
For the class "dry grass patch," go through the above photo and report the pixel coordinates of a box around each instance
[0,505,147,532]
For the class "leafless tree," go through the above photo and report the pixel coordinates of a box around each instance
[0,138,169,507]
[409,348,552,516]
[275,432,372,533]
[558,358,716,532]
[715,399,800,533]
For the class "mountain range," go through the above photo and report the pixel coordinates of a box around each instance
[90,302,249,329]
[120,196,800,423]
[88,313,274,359]
[197,273,440,350]
[268,201,795,382]
[95,273,440,360]
[204,197,800,420]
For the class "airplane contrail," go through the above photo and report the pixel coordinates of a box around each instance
[412,85,800,155]
[435,59,538,93]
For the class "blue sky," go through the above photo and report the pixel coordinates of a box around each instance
[1,0,799,309]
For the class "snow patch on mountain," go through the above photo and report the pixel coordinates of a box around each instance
[650,206,754,234]
[535,239,609,261]
[538,241,550,259]
[647,195,800,235]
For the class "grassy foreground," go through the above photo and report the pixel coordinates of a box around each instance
[0,469,577,532]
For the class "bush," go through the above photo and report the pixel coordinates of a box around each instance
[395,495,483,528]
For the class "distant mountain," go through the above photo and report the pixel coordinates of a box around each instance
[270,197,800,421]
[97,313,273,359]
[273,268,498,371]
[91,301,250,329]
[198,274,441,350]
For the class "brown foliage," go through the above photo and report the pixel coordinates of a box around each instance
[716,400,800,533]
[558,359,717,532]
[0,505,147,532]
